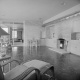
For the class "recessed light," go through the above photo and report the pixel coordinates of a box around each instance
[66,16,70,19]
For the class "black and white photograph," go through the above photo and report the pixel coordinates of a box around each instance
[0,0,80,80]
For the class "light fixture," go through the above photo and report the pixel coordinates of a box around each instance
[66,16,70,19]
[60,11,80,22]
[74,13,78,16]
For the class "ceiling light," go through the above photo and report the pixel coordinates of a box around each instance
[66,17,70,19]
[69,15,74,18]
[74,13,78,16]
[78,12,80,15]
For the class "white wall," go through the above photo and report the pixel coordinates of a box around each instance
[43,15,80,55]
[70,40,80,55]
[70,16,80,55]
[46,38,57,48]
[23,22,41,46]
[73,18,80,32]
[44,18,72,48]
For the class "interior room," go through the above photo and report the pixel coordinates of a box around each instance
[0,0,80,80]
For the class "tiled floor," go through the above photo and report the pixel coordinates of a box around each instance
[6,46,80,80]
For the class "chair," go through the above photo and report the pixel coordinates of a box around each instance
[0,65,40,80]
[0,59,55,80]
[23,60,55,80]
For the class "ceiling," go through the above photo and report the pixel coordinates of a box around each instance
[0,0,80,24]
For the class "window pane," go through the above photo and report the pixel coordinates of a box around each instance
[12,31,17,38]
[2,28,8,33]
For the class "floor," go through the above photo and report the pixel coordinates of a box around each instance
[12,42,23,46]
[6,46,80,80]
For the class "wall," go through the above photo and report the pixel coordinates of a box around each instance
[44,15,80,55]
[46,38,57,48]
[45,18,72,49]
[44,25,57,48]
[70,40,80,55]
[70,16,80,55]
[23,22,41,47]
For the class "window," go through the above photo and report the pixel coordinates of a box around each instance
[12,31,17,38]
[2,27,8,33]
